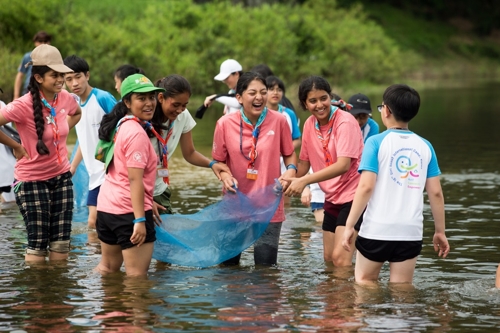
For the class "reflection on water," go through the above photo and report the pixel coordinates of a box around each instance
[0,85,499,332]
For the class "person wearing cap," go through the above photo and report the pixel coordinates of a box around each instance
[63,55,117,229]
[13,31,52,100]
[0,44,82,262]
[94,74,165,277]
[347,93,379,143]
[203,59,243,115]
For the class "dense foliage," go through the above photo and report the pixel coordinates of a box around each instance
[0,0,405,100]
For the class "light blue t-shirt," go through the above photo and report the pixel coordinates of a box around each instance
[361,117,379,143]
[358,129,441,241]
[282,106,301,140]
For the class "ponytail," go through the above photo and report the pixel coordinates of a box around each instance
[27,66,51,155]
[99,95,131,141]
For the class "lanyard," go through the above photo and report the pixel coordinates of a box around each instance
[143,120,174,185]
[239,107,267,169]
[40,91,62,164]
[314,105,337,166]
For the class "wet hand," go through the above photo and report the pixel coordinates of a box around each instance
[130,222,146,247]
[221,175,238,193]
[341,228,355,252]
[301,186,311,207]
[152,202,164,227]
[211,162,232,181]
[433,233,450,258]
[282,176,307,197]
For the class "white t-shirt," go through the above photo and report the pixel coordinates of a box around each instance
[150,109,196,196]
[0,101,16,202]
[215,90,240,115]
[75,88,117,190]
[358,129,441,241]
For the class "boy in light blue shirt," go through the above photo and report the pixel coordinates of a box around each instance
[347,93,379,143]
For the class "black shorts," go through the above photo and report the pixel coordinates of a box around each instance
[322,201,363,233]
[355,236,423,263]
[96,210,156,250]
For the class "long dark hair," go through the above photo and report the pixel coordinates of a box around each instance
[235,71,266,96]
[114,65,146,82]
[27,66,52,155]
[151,75,192,133]
[98,93,133,141]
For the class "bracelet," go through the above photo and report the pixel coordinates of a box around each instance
[209,160,218,168]
[133,217,146,224]
[286,164,297,171]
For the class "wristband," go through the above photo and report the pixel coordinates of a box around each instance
[286,164,297,171]
[133,217,146,224]
[209,160,218,168]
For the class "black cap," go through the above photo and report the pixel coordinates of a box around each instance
[347,93,372,115]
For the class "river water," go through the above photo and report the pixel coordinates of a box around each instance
[0,83,499,332]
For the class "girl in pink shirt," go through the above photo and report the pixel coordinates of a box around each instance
[0,44,82,262]
[212,72,297,265]
[95,74,165,277]
[284,76,364,267]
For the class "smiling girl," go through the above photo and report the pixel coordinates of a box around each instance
[0,44,82,262]
[149,75,230,219]
[95,74,164,276]
[283,76,364,267]
[212,71,297,265]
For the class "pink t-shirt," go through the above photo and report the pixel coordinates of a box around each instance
[97,120,157,215]
[212,110,295,222]
[0,91,78,181]
[300,110,363,204]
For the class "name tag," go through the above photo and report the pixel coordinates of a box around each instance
[157,168,169,177]
[246,168,258,180]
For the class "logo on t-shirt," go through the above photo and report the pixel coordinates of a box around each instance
[133,152,142,162]
[266,130,275,136]
[389,148,421,189]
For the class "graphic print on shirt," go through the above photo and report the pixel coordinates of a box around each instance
[389,147,422,189]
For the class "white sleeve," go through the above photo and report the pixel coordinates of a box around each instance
[215,96,241,109]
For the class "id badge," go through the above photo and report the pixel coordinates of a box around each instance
[246,168,258,180]
[157,168,169,177]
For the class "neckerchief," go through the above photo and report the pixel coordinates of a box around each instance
[240,107,268,169]
[314,105,337,166]
[142,120,175,185]
[40,91,61,163]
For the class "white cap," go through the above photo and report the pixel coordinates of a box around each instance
[214,59,242,81]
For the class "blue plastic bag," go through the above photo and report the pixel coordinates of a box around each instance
[153,180,283,267]
[70,140,90,222]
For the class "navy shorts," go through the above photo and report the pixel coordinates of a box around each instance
[87,186,100,206]
[355,236,423,263]
[96,210,156,250]
[310,202,323,212]
[322,201,362,233]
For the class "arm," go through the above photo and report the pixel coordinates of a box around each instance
[70,145,83,175]
[283,157,351,197]
[215,95,241,109]
[279,152,298,190]
[67,105,82,129]
[292,138,301,150]
[425,176,450,258]
[0,113,29,160]
[128,167,147,247]
[13,72,24,100]
[341,171,377,252]
[179,131,232,180]
[204,94,217,107]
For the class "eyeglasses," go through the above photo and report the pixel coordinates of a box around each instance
[377,104,391,113]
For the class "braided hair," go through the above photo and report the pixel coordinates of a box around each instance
[28,66,52,155]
